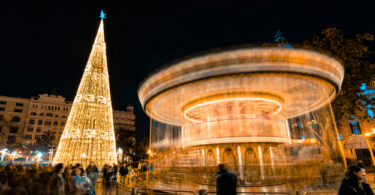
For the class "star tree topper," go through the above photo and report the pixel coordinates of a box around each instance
[100,10,106,19]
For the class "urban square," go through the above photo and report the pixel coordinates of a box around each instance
[1,4,375,195]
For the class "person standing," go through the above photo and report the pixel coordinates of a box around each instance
[71,168,91,195]
[86,162,98,193]
[338,165,374,195]
[119,163,128,184]
[112,164,118,183]
[47,163,65,195]
[63,167,73,195]
[216,163,237,195]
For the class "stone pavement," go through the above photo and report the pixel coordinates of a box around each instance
[91,173,375,195]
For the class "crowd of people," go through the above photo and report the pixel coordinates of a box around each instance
[0,161,133,195]
[1,160,374,195]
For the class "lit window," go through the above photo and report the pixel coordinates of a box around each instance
[350,121,362,135]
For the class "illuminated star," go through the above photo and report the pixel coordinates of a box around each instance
[99,10,106,19]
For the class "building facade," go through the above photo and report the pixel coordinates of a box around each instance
[0,96,30,148]
[23,94,72,146]
[0,94,136,150]
[113,105,136,149]
[338,81,375,164]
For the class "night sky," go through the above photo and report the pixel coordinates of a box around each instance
[1,2,375,142]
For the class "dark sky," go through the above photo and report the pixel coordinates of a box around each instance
[1,1,375,141]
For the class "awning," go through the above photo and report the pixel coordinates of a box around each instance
[344,134,368,149]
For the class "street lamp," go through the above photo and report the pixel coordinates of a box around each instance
[1,148,8,162]
[36,152,42,162]
[117,147,123,162]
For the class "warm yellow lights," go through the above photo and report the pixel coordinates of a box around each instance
[53,20,117,168]
[185,137,291,147]
[183,97,283,123]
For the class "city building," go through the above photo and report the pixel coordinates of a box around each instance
[0,94,136,150]
[23,94,72,146]
[113,105,136,131]
[113,105,136,149]
[0,96,30,148]
[339,81,375,165]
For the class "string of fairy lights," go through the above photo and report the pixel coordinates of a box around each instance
[53,19,117,168]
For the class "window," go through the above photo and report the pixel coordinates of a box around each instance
[0,107,5,111]
[15,103,24,107]
[7,136,16,144]
[62,115,67,118]
[29,119,35,124]
[9,126,18,133]
[39,113,44,116]
[0,101,6,105]
[45,121,51,126]
[30,112,37,116]
[46,113,53,117]
[0,126,2,133]
[35,135,41,139]
[14,109,23,113]
[53,121,58,126]
[25,135,32,140]
[37,120,43,125]
[36,128,41,133]
[27,127,33,132]
[60,122,65,126]
[350,121,362,135]
[12,116,21,122]
[0,115,3,120]
[55,114,59,117]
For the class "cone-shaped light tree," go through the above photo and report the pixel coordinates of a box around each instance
[53,13,117,167]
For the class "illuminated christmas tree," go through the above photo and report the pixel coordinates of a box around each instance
[53,11,117,167]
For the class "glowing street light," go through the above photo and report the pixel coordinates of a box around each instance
[36,153,42,162]
[1,148,8,161]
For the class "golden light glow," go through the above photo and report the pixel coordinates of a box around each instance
[183,97,283,123]
[53,20,117,167]
[139,48,346,189]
